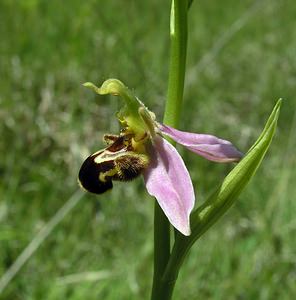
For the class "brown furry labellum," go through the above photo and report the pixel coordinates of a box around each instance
[78,133,149,194]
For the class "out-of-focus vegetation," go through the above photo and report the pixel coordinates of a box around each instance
[0,0,295,299]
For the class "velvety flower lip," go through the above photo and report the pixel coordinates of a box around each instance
[157,123,243,162]
[143,135,195,236]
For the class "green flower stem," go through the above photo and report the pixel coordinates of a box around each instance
[151,206,171,300]
[163,0,188,128]
[151,1,188,299]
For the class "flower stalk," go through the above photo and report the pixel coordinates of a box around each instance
[151,0,189,299]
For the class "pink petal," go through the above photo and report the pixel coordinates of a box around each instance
[143,135,195,236]
[158,123,243,163]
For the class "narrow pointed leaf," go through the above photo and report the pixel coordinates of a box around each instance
[163,99,282,282]
[248,98,282,152]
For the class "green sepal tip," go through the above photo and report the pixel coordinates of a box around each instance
[83,79,147,137]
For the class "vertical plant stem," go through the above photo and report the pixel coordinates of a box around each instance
[151,1,188,299]
[164,0,188,129]
[151,205,171,299]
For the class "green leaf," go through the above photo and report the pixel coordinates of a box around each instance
[189,98,281,242]
[163,99,282,282]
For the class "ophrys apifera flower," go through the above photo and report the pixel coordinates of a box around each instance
[78,79,242,235]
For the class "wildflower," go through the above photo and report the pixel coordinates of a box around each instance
[78,79,242,235]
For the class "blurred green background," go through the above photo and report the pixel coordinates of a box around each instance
[0,0,295,299]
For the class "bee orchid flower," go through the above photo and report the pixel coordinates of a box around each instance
[79,79,242,236]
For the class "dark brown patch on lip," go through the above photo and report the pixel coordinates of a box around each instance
[106,133,134,152]
[78,155,114,194]
[106,136,126,152]
[78,133,148,194]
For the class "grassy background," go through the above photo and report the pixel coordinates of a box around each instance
[0,0,295,299]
